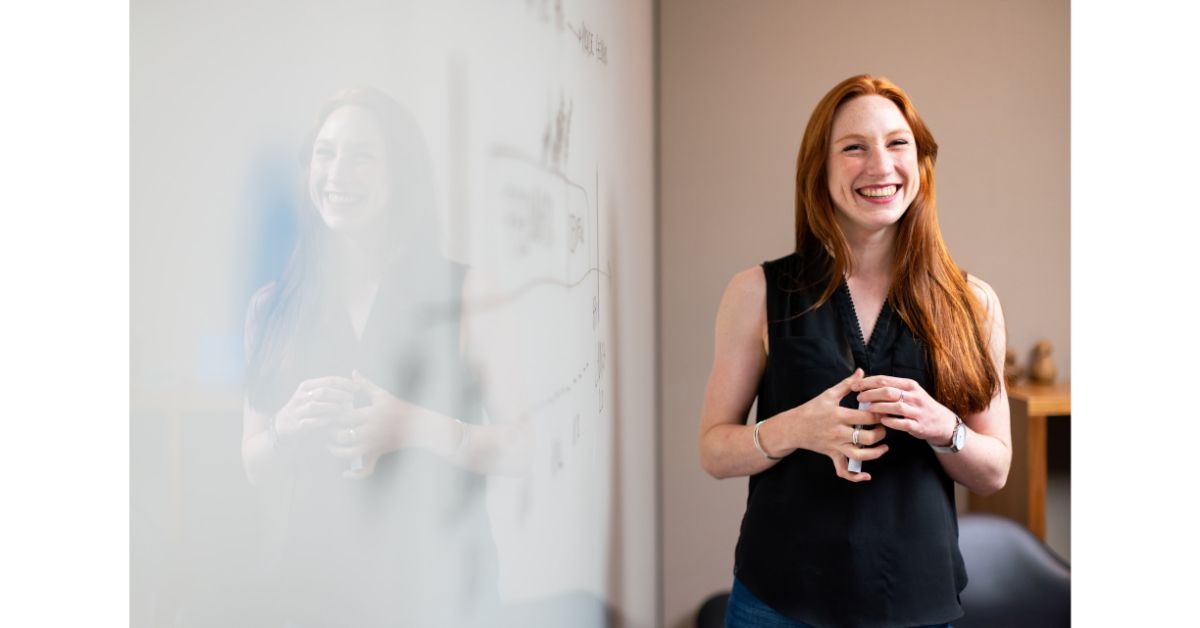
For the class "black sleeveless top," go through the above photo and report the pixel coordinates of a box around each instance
[733,250,967,628]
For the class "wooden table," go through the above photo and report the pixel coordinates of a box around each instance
[967,381,1070,540]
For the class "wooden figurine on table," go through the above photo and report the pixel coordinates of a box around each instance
[1004,346,1024,388]
[1029,339,1057,385]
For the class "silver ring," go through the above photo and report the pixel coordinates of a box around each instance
[851,426,861,447]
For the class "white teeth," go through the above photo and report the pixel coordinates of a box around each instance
[859,185,897,198]
[326,192,363,204]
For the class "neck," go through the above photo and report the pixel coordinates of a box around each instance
[328,231,388,284]
[841,225,895,281]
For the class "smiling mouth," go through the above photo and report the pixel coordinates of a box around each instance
[324,191,365,206]
[857,185,898,198]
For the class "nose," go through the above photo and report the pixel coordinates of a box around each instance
[327,153,351,182]
[865,145,895,176]
[319,147,362,185]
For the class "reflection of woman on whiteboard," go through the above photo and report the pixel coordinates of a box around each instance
[698,75,1011,627]
[240,87,524,627]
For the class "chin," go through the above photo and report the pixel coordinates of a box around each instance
[322,213,395,244]
[861,204,907,223]
[317,211,350,232]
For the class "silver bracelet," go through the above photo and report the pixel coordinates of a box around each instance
[753,420,784,461]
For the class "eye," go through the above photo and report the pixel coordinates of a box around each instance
[889,139,911,147]
[841,144,865,153]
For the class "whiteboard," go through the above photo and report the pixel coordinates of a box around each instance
[131,1,656,625]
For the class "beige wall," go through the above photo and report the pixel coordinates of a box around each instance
[658,1,1069,626]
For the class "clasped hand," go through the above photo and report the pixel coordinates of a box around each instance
[785,370,960,482]
[329,370,425,479]
[851,374,958,448]
[276,371,419,479]
[789,368,889,482]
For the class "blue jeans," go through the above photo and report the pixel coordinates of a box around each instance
[724,576,952,628]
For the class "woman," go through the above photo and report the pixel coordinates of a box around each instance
[241,87,524,627]
[698,75,1012,627]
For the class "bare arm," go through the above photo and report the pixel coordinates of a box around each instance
[698,267,884,481]
[935,276,1012,494]
[242,401,278,486]
[240,285,352,486]
[450,267,533,476]
[241,284,282,486]
[242,398,308,487]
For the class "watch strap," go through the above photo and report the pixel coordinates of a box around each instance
[929,415,964,453]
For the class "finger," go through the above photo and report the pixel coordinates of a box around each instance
[825,368,865,399]
[855,386,906,404]
[853,375,916,393]
[851,425,888,446]
[328,443,366,459]
[845,443,890,462]
[297,417,332,431]
[304,387,355,404]
[343,453,379,480]
[837,408,882,425]
[335,408,370,428]
[833,456,871,482]
[862,401,912,419]
[880,416,920,434]
[333,427,363,446]
[301,401,348,417]
[353,369,389,399]
[301,376,356,393]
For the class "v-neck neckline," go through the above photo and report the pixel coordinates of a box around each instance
[346,280,381,345]
[836,279,891,360]
[341,257,401,347]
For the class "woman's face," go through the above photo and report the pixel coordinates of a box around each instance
[826,95,919,238]
[308,105,391,235]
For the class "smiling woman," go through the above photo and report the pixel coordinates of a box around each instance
[826,95,920,238]
[698,75,1012,628]
[239,87,509,627]
[308,105,393,234]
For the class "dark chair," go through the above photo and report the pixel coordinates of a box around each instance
[956,513,1071,628]
[696,590,729,628]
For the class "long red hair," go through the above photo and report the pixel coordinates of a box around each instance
[795,74,998,416]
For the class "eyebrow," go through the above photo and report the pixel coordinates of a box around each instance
[832,130,913,144]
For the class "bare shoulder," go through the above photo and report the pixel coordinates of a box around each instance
[714,265,768,352]
[720,265,767,321]
[728,265,766,298]
[965,273,1006,350]
[965,273,1003,317]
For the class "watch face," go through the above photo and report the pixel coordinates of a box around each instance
[953,423,965,450]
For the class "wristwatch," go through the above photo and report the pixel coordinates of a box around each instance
[930,415,965,453]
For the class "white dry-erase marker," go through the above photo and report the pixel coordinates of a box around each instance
[848,401,871,474]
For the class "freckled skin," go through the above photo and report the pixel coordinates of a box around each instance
[826,95,920,239]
